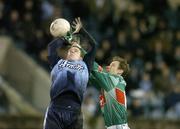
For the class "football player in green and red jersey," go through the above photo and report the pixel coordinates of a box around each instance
[89,56,130,129]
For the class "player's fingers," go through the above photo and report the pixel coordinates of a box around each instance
[71,25,76,29]
[72,21,77,26]
[72,21,76,24]
[78,18,82,26]
[75,18,79,23]
[78,17,81,22]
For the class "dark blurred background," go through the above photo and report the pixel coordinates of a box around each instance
[0,0,180,129]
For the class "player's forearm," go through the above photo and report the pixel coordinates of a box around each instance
[81,27,98,73]
[92,62,100,71]
[48,38,65,68]
[89,74,101,90]
[80,27,97,49]
[91,71,109,91]
[48,38,64,57]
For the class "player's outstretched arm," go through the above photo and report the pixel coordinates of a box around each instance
[72,17,98,73]
[48,38,67,69]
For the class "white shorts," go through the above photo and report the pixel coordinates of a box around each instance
[107,123,130,129]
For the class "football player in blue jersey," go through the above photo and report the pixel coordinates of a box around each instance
[43,17,97,129]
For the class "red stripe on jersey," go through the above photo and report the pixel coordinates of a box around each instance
[99,94,106,108]
[115,88,125,105]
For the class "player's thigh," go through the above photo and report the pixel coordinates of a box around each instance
[66,111,83,129]
[43,108,61,129]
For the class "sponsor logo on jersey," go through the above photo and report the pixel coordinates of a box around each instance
[58,60,84,71]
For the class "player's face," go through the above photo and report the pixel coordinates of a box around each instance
[109,61,123,75]
[66,46,82,60]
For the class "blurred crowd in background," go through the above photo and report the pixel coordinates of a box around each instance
[0,0,180,125]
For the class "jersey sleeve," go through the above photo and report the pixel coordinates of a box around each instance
[89,73,101,90]
[90,66,125,92]
[89,62,107,90]
[90,70,112,91]
[80,27,98,73]
[48,38,67,69]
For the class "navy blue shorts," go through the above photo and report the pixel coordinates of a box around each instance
[43,107,83,129]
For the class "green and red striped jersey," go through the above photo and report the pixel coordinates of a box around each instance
[89,62,128,127]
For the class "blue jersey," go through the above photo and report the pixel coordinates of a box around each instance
[47,28,97,108]
[50,59,89,103]
[43,27,97,129]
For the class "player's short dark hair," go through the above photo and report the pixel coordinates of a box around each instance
[112,56,130,77]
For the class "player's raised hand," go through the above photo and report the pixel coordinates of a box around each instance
[72,17,82,34]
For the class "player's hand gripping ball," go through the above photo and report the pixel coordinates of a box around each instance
[50,18,70,37]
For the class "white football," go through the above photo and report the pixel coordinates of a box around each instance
[50,18,70,37]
